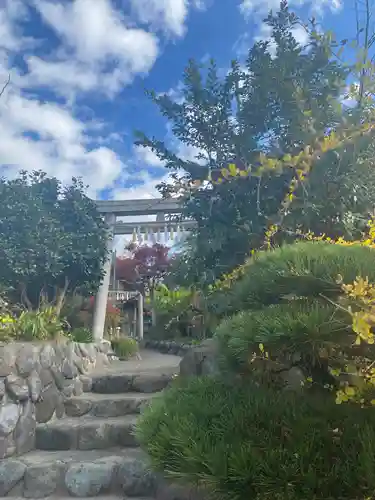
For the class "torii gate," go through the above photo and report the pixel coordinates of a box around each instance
[93,198,194,342]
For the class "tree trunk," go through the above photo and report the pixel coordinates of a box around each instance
[55,277,70,316]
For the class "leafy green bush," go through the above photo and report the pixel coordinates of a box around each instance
[70,327,93,343]
[150,285,216,340]
[111,337,138,359]
[136,376,375,500]
[0,306,68,341]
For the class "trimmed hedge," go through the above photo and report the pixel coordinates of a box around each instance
[211,241,375,316]
[136,376,375,500]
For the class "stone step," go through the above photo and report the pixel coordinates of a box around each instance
[90,372,174,394]
[64,392,158,418]
[0,448,156,498]
[35,415,138,451]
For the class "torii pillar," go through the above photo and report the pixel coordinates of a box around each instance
[92,213,116,342]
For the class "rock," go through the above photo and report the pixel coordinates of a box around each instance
[0,459,26,495]
[96,352,110,366]
[39,368,54,388]
[91,374,133,394]
[50,366,65,390]
[132,373,171,393]
[0,434,16,458]
[15,400,36,454]
[73,377,84,396]
[36,422,78,450]
[64,398,92,417]
[169,342,181,355]
[16,345,37,377]
[23,463,63,498]
[179,339,219,378]
[118,459,156,496]
[39,345,56,369]
[74,343,83,358]
[6,373,29,401]
[0,378,5,397]
[65,461,114,497]
[78,422,112,450]
[80,375,92,392]
[111,421,138,447]
[83,344,97,362]
[27,370,42,402]
[0,402,20,435]
[62,380,75,398]
[98,340,112,354]
[73,357,86,375]
[0,344,15,376]
[92,397,139,418]
[35,384,61,423]
[62,359,78,379]
[78,344,90,359]
[282,366,305,391]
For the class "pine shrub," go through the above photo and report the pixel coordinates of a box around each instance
[136,376,375,500]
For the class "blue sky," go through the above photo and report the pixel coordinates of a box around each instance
[0,0,366,209]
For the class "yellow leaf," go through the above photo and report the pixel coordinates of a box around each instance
[259,343,264,353]
[344,386,356,397]
[228,163,237,176]
[370,400,375,406]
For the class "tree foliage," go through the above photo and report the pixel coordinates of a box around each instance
[0,170,108,311]
[135,1,375,285]
[115,243,172,293]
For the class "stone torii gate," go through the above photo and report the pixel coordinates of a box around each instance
[92,198,194,342]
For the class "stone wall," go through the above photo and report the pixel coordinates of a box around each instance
[143,339,193,357]
[0,341,115,459]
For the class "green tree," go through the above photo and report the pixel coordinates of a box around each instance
[136,1,375,285]
[0,170,108,312]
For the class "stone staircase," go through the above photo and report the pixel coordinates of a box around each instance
[0,358,180,499]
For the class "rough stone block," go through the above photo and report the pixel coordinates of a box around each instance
[23,463,64,498]
[0,459,26,495]
[65,461,114,497]
[64,398,92,417]
[0,402,21,435]
[36,384,61,423]
[132,373,171,393]
[118,458,156,497]
[15,401,36,455]
[36,422,78,450]
[91,374,133,394]
[78,421,112,450]
[6,374,29,401]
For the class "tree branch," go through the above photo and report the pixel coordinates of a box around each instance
[0,74,10,99]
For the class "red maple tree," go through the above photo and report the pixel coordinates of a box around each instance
[115,243,172,293]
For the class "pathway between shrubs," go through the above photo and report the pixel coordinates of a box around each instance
[2,349,181,500]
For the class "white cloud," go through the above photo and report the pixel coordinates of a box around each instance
[133,145,165,167]
[0,0,208,204]
[0,0,161,199]
[253,22,309,57]
[239,0,342,18]
[129,0,208,37]
[26,0,159,99]
[0,90,125,194]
